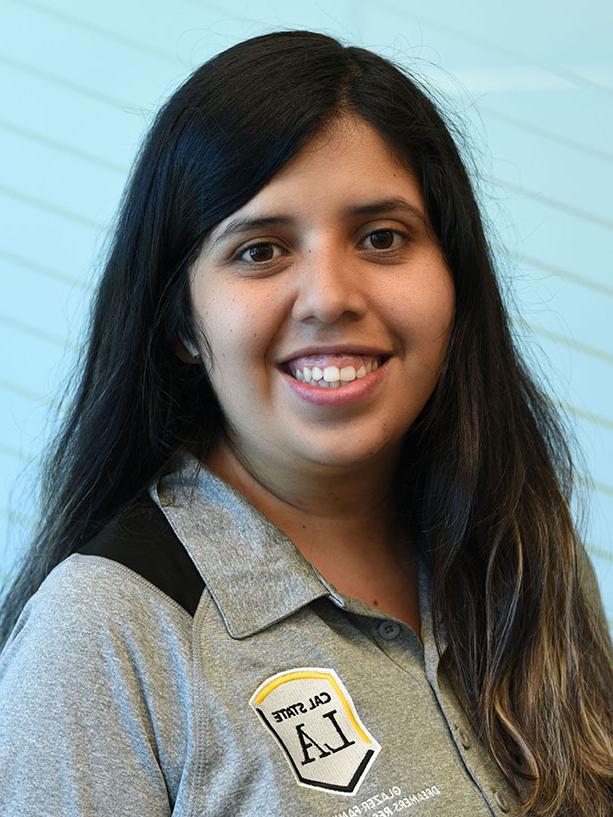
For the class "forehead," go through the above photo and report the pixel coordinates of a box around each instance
[275,114,415,183]
[207,117,425,244]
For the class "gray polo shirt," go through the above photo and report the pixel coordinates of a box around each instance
[0,447,527,815]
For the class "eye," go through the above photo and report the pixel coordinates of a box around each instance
[235,242,283,265]
[232,228,411,266]
[360,229,409,253]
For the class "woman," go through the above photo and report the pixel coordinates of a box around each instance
[0,29,611,817]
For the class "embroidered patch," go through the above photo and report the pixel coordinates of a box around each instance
[249,666,381,795]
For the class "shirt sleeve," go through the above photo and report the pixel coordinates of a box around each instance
[0,557,181,817]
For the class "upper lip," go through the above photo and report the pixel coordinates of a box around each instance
[278,345,392,365]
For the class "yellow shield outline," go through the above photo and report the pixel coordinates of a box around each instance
[250,666,381,795]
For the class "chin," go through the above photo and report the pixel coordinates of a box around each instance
[296,440,394,470]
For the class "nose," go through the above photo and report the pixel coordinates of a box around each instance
[290,245,367,324]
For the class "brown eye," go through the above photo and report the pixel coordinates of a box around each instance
[234,228,410,268]
[365,229,411,252]
[240,243,278,263]
[368,230,396,250]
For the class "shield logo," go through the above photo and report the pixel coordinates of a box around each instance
[249,666,381,795]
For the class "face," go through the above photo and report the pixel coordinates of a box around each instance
[187,115,455,480]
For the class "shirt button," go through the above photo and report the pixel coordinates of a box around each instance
[494,790,510,813]
[458,728,471,749]
[378,620,401,640]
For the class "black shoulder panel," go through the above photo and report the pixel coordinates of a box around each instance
[76,491,205,617]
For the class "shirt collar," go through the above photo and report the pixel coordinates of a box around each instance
[147,445,446,662]
[148,447,332,638]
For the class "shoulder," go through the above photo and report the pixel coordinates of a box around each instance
[1,490,206,689]
[75,488,205,617]
[1,552,193,686]
[0,515,197,812]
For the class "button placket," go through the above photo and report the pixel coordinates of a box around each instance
[494,790,510,813]
[378,619,401,640]
[450,719,472,749]
[429,675,490,804]
[359,616,426,682]
[442,682,517,817]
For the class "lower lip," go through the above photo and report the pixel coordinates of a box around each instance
[278,359,391,406]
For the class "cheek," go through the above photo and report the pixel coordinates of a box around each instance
[389,264,455,348]
[420,280,455,344]
[418,254,454,333]
[196,286,280,378]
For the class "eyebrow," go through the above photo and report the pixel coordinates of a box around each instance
[208,197,426,249]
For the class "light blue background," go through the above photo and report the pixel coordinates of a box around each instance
[1,1,612,630]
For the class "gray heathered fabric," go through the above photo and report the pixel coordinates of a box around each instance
[0,447,531,815]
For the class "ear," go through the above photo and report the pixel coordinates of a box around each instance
[172,337,199,363]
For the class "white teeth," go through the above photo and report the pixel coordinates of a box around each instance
[323,366,340,382]
[288,356,384,384]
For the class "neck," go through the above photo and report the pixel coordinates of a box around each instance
[203,435,411,569]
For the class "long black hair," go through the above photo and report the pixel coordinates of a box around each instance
[1,29,611,816]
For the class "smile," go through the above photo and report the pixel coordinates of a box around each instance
[285,355,386,387]
[278,356,391,406]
